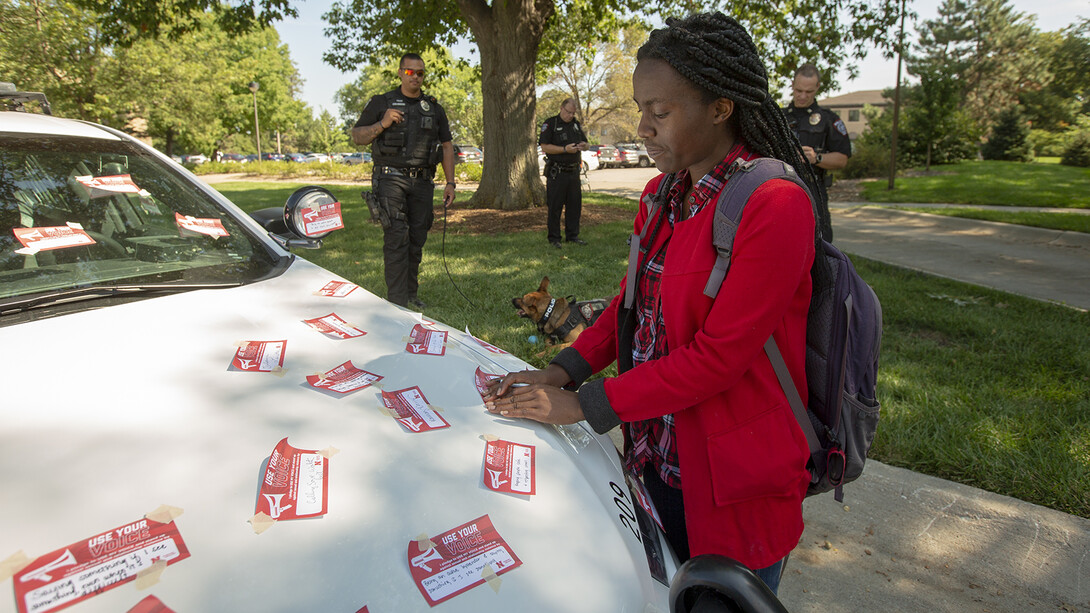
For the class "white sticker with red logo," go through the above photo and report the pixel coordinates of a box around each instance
[13,517,190,613]
[464,328,509,354]
[13,223,96,255]
[175,212,229,238]
[381,386,449,433]
[627,471,664,531]
[406,324,447,356]
[231,340,286,372]
[255,437,329,520]
[315,280,358,297]
[483,438,536,495]
[473,367,503,398]
[299,201,344,237]
[302,313,366,339]
[306,360,382,394]
[73,174,148,198]
[408,515,521,607]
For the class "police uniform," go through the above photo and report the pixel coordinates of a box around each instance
[539,114,587,245]
[355,88,452,307]
[783,101,851,241]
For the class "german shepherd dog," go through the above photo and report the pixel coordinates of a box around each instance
[511,277,608,350]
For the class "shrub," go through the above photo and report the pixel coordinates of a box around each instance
[1061,132,1090,167]
[982,107,1033,162]
[841,138,892,179]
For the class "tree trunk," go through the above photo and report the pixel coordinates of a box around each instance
[459,0,550,210]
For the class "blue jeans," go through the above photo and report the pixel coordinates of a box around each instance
[643,465,788,595]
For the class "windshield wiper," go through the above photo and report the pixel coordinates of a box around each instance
[0,282,243,315]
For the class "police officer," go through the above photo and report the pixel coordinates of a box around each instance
[783,63,851,241]
[539,98,589,249]
[352,53,456,309]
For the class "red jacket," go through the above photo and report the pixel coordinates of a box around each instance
[569,156,815,569]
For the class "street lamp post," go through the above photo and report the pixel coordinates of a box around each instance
[248,81,261,160]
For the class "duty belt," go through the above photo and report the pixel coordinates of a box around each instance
[375,165,432,179]
[549,162,580,173]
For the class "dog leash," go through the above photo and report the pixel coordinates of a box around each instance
[441,194,479,308]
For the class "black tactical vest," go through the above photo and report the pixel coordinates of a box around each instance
[372,90,441,168]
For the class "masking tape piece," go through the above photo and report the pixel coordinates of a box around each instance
[134,560,167,590]
[233,341,249,348]
[249,512,276,535]
[401,336,413,343]
[319,446,340,459]
[481,564,502,593]
[481,434,499,442]
[378,406,393,418]
[414,534,437,552]
[145,504,184,524]
[271,366,288,378]
[0,550,31,582]
[429,404,444,413]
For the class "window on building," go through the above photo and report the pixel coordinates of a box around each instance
[849,109,861,122]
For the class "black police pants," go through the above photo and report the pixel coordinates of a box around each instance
[546,168,582,243]
[374,174,435,306]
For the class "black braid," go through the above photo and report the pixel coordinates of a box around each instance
[637,12,832,290]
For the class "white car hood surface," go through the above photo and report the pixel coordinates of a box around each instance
[0,258,674,612]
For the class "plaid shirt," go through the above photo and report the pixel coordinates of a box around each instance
[624,145,744,488]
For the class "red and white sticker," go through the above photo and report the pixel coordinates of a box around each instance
[306,360,382,394]
[73,174,147,198]
[465,328,509,354]
[381,386,449,433]
[231,340,286,372]
[13,517,190,613]
[255,437,329,520]
[473,367,503,397]
[13,224,95,255]
[316,280,358,297]
[127,595,176,613]
[406,324,447,357]
[483,439,536,495]
[408,515,521,607]
[302,313,366,339]
[299,201,344,237]
[175,212,229,238]
[627,471,664,531]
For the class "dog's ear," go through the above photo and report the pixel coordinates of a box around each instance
[538,276,550,293]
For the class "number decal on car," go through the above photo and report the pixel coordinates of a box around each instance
[610,481,641,543]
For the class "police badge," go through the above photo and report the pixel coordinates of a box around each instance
[420,100,430,112]
[809,112,822,126]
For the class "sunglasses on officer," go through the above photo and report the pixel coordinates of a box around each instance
[401,68,425,77]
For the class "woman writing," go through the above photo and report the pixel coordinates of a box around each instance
[485,12,822,594]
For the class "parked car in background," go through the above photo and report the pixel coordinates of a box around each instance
[182,153,208,165]
[303,152,331,163]
[453,144,483,164]
[285,152,307,163]
[589,145,621,169]
[615,143,651,167]
[260,153,287,162]
[341,152,372,165]
[219,153,247,163]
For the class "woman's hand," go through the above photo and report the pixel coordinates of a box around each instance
[483,364,570,402]
[484,383,585,426]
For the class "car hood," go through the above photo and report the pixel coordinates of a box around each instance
[0,258,674,612]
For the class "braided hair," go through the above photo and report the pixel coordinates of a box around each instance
[637,12,831,287]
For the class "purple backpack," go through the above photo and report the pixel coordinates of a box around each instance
[638,158,883,501]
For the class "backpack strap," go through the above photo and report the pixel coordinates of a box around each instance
[624,173,674,309]
[703,158,813,299]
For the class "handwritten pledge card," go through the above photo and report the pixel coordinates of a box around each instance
[407,515,521,606]
[473,367,503,398]
[405,324,447,356]
[13,517,190,613]
[302,313,366,339]
[316,280,358,297]
[381,386,449,433]
[231,340,286,372]
[483,439,536,495]
[306,360,382,394]
[255,437,330,521]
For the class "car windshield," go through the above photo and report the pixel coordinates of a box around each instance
[0,132,281,313]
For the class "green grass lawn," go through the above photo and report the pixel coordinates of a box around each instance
[861,160,1090,208]
[216,181,1090,519]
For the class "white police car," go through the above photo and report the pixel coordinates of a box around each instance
[1,84,787,613]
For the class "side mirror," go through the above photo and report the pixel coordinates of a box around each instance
[669,555,788,613]
[250,186,344,249]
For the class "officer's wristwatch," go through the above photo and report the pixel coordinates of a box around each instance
[815,153,823,165]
